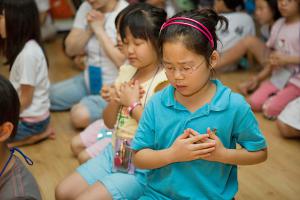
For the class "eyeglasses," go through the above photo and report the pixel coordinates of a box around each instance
[163,59,206,76]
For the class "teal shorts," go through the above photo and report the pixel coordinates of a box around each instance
[76,144,146,200]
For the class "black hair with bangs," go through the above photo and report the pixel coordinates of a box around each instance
[119,3,167,52]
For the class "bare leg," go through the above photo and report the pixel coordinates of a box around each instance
[70,103,91,129]
[216,36,267,69]
[78,150,92,164]
[276,120,300,139]
[55,172,89,200]
[76,182,112,200]
[8,125,55,147]
[71,134,86,156]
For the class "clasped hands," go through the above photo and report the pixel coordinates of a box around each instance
[169,128,227,163]
[101,80,145,106]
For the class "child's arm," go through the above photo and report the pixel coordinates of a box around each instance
[102,86,121,129]
[203,131,268,165]
[217,148,267,165]
[269,52,300,67]
[87,10,126,67]
[103,101,120,129]
[238,65,272,95]
[133,131,215,169]
[65,29,92,57]
[19,85,34,112]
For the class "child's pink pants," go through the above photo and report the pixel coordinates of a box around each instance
[249,80,300,118]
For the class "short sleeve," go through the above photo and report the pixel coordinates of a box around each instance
[73,2,91,30]
[131,99,156,151]
[233,106,267,151]
[18,50,40,86]
[248,17,256,36]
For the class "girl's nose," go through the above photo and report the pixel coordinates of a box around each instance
[173,69,184,80]
[127,44,134,54]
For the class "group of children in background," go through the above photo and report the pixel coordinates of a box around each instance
[0,0,299,199]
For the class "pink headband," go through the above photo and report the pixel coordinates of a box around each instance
[160,17,214,48]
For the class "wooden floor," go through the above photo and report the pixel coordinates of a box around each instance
[1,36,299,200]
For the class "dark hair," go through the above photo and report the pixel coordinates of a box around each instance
[223,0,244,11]
[159,8,228,64]
[0,0,47,70]
[265,0,281,21]
[0,75,20,139]
[119,3,167,53]
[115,3,155,30]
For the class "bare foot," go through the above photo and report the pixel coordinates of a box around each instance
[8,126,55,147]
[43,126,56,140]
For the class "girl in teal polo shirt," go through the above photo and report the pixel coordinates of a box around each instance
[132,9,268,200]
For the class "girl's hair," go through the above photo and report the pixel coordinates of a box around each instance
[0,75,20,139]
[265,0,281,20]
[223,0,245,11]
[119,3,167,53]
[159,9,228,64]
[0,0,46,70]
[115,3,154,29]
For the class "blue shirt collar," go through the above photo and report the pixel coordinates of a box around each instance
[161,79,230,112]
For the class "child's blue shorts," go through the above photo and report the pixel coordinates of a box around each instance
[13,116,50,141]
[76,143,146,200]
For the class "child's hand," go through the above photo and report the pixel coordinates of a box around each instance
[101,85,111,102]
[169,130,216,163]
[101,85,120,103]
[86,10,105,33]
[238,77,259,96]
[128,80,145,100]
[73,55,86,70]
[202,128,227,163]
[117,80,140,107]
[186,128,214,143]
[269,51,287,68]
[101,85,109,101]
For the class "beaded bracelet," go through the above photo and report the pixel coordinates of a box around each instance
[127,101,142,116]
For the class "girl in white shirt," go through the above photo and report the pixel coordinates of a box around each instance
[0,0,53,147]
[214,0,256,71]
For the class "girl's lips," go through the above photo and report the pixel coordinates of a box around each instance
[175,85,187,90]
[128,58,137,64]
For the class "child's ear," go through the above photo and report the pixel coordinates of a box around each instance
[210,50,220,69]
[0,122,14,142]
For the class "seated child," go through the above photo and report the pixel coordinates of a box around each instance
[132,8,267,199]
[216,0,281,69]
[0,0,53,147]
[55,4,169,199]
[214,0,256,71]
[239,0,300,119]
[0,75,41,200]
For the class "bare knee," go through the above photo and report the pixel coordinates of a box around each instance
[76,182,112,200]
[70,104,90,129]
[276,120,300,139]
[78,150,92,164]
[55,180,73,200]
[55,173,88,200]
[248,97,262,112]
[71,135,85,156]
